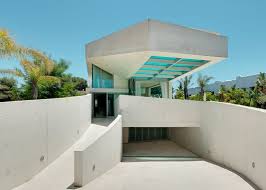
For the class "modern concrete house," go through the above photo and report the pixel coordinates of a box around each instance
[86,19,228,144]
[86,19,228,118]
[1,19,266,190]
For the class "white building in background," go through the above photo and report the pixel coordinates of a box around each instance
[188,74,259,95]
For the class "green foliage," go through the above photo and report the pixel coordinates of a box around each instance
[37,77,61,99]
[0,58,87,101]
[174,89,184,99]
[0,29,87,101]
[174,73,266,110]
[71,77,88,91]
[0,77,20,101]
[189,94,202,101]
[206,92,217,101]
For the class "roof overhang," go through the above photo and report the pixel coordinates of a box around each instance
[86,19,228,82]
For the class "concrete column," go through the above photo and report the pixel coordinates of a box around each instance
[168,81,173,99]
[135,81,141,96]
[87,61,93,89]
[147,87,151,97]
[160,81,169,98]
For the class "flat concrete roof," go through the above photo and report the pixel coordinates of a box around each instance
[86,19,228,82]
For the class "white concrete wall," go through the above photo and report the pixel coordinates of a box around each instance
[74,115,122,187]
[169,102,266,190]
[118,95,201,127]
[113,74,128,89]
[0,95,91,190]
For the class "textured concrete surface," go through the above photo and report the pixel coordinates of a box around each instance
[0,94,91,190]
[13,122,108,190]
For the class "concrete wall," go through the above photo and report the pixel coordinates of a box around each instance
[113,74,128,89]
[169,102,266,190]
[118,95,201,127]
[0,95,91,190]
[118,95,266,189]
[74,115,122,187]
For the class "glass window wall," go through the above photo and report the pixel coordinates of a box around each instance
[92,65,113,88]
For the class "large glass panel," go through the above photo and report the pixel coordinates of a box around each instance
[102,70,113,88]
[92,65,101,88]
[92,65,113,88]
[128,79,135,95]
[151,86,162,98]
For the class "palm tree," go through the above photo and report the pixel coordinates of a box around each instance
[256,72,266,95]
[50,59,70,77]
[218,85,227,102]
[197,74,213,99]
[0,29,27,59]
[0,50,59,99]
[254,72,266,108]
[179,75,193,99]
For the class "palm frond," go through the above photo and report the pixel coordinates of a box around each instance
[26,48,54,74]
[39,76,60,83]
[0,68,24,77]
[0,29,28,59]
[0,29,17,58]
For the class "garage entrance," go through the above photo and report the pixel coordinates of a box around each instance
[128,127,168,142]
[123,127,200,162]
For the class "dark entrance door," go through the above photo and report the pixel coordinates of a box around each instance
[107,94,114,116]
[93,93,107,118]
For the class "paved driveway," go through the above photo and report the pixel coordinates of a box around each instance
[83,161,254,190]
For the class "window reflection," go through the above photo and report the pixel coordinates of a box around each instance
[92,65,113,88]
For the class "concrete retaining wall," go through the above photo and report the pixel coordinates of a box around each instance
[74,115,122,187]
[117,95,200,127]
[169,102,266,190]
[118,95,266,189]
[0,95,91,190]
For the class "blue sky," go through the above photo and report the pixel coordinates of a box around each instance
[1,0,266,87]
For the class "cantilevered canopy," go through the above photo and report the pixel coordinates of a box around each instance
[86,19,227,82]
[133,56,209,81]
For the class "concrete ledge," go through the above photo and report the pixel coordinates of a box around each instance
[118,95,201,128]
[74,115,122,187]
